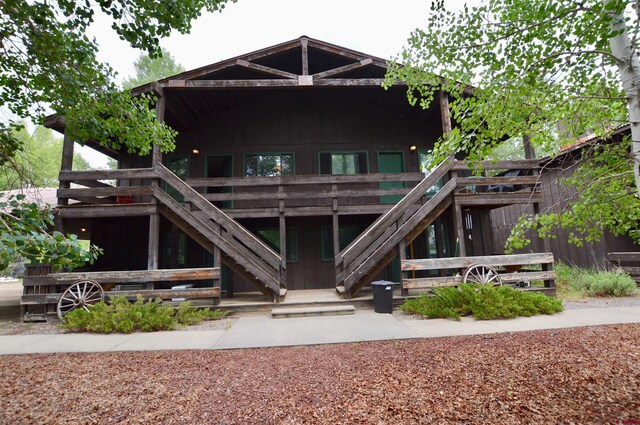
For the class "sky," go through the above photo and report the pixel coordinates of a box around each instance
[79,0,467,167]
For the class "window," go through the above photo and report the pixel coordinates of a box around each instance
[319,152,368,175]
[419,149,443,195]
[252,227,298,262]
[321,224,367,261]
[245,153,294,177]
[165,156,189,202]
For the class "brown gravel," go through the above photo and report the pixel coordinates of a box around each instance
[1,324,638,424]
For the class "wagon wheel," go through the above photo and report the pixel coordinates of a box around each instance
[57,280,104,320]
[463,265,502,286]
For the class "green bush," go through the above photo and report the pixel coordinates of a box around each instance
[401,284,564,321]
[555,263,637,299]
[61,296,230,333]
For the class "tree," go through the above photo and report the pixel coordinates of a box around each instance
[123,48,186,89]
[386,0,640,247]
[0,125,91,190]
[0,0,233,270]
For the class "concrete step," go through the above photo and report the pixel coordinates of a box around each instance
[271,304,356,318]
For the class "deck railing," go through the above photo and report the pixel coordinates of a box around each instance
[57,159,541,213]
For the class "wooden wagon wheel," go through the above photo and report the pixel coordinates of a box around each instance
[57,280,104,320]
[463,265,502,286]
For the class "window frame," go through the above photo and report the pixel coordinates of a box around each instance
[317,151,369,175]
[243,152,295,177]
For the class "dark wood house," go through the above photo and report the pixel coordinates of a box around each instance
[28,37,555,320]
[490,125,639,269]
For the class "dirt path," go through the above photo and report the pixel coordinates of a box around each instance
[1,324,638,424]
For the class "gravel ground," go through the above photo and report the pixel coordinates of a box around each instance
[0,317,236,335]
[0,324,638,424]
[562,295,640,310]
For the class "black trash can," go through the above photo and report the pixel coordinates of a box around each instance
[370,280,394,313]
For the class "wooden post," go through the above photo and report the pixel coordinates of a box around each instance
[301,38,309,76]
[399,239,408,296]
[57,132,74,207]
[56,131,75,234]
[453,201,466,257]
[148,86,165,271]
[332,184,340,257]
[439,90,452,136]
[523,133,536,160]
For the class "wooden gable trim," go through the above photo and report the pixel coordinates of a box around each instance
[236,59,298,79]
[164,78,404,89]
[313,58,374,79]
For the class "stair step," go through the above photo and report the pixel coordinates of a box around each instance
[271,305,355,318]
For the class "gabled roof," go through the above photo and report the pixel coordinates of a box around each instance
[130,35,392,95]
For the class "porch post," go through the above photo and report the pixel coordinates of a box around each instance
[278,186,287,294]
[439,90,452,136]
[399,239,408,296]
[453,200,466,257]
[148,86,165,270]
[55,130,74,234]
[332,185,340,257]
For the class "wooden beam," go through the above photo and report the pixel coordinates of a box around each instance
[457,176,539,186]
[608,252,640,262]
[49,267,220,283]
[59,168,156,181]
[55,203,157,218]
[57,186,152,198]
[401,253,554,271]
[452,160,541,171]
[313,58,373,79]
[165,78,401,89]
[106,287,221,301]
[454,192,543,206]
[402,270,556,289]
[301,38,309,76]
[186,172,423,188]
[236,59,298,79]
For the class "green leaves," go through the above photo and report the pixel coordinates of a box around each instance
[388,0,628,163]
[0,193,102,271]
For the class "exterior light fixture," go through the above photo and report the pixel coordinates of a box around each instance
[409,145,417,152]
[192,149,200,155]
[80,227,87,232]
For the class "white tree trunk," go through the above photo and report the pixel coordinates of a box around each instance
[609,11,640,196]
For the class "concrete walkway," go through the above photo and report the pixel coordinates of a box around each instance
[1,306,639,355]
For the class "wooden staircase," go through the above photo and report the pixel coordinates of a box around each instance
[335,158,456,298]
[153,164,287,301]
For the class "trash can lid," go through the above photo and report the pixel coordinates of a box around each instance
[370,280,394,286]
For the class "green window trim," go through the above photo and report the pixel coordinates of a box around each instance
[318,151,369,175]
[244,153,295,177]
[251,226,298,262]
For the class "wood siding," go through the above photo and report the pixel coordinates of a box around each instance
[490,160,639,268]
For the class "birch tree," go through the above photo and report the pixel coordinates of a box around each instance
[387,0,640,247]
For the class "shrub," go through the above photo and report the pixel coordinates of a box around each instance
[61,296,230,333]
[401,284,563,321]
[555,263,637,299]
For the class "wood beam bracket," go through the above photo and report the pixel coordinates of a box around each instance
[236,59,298,79]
